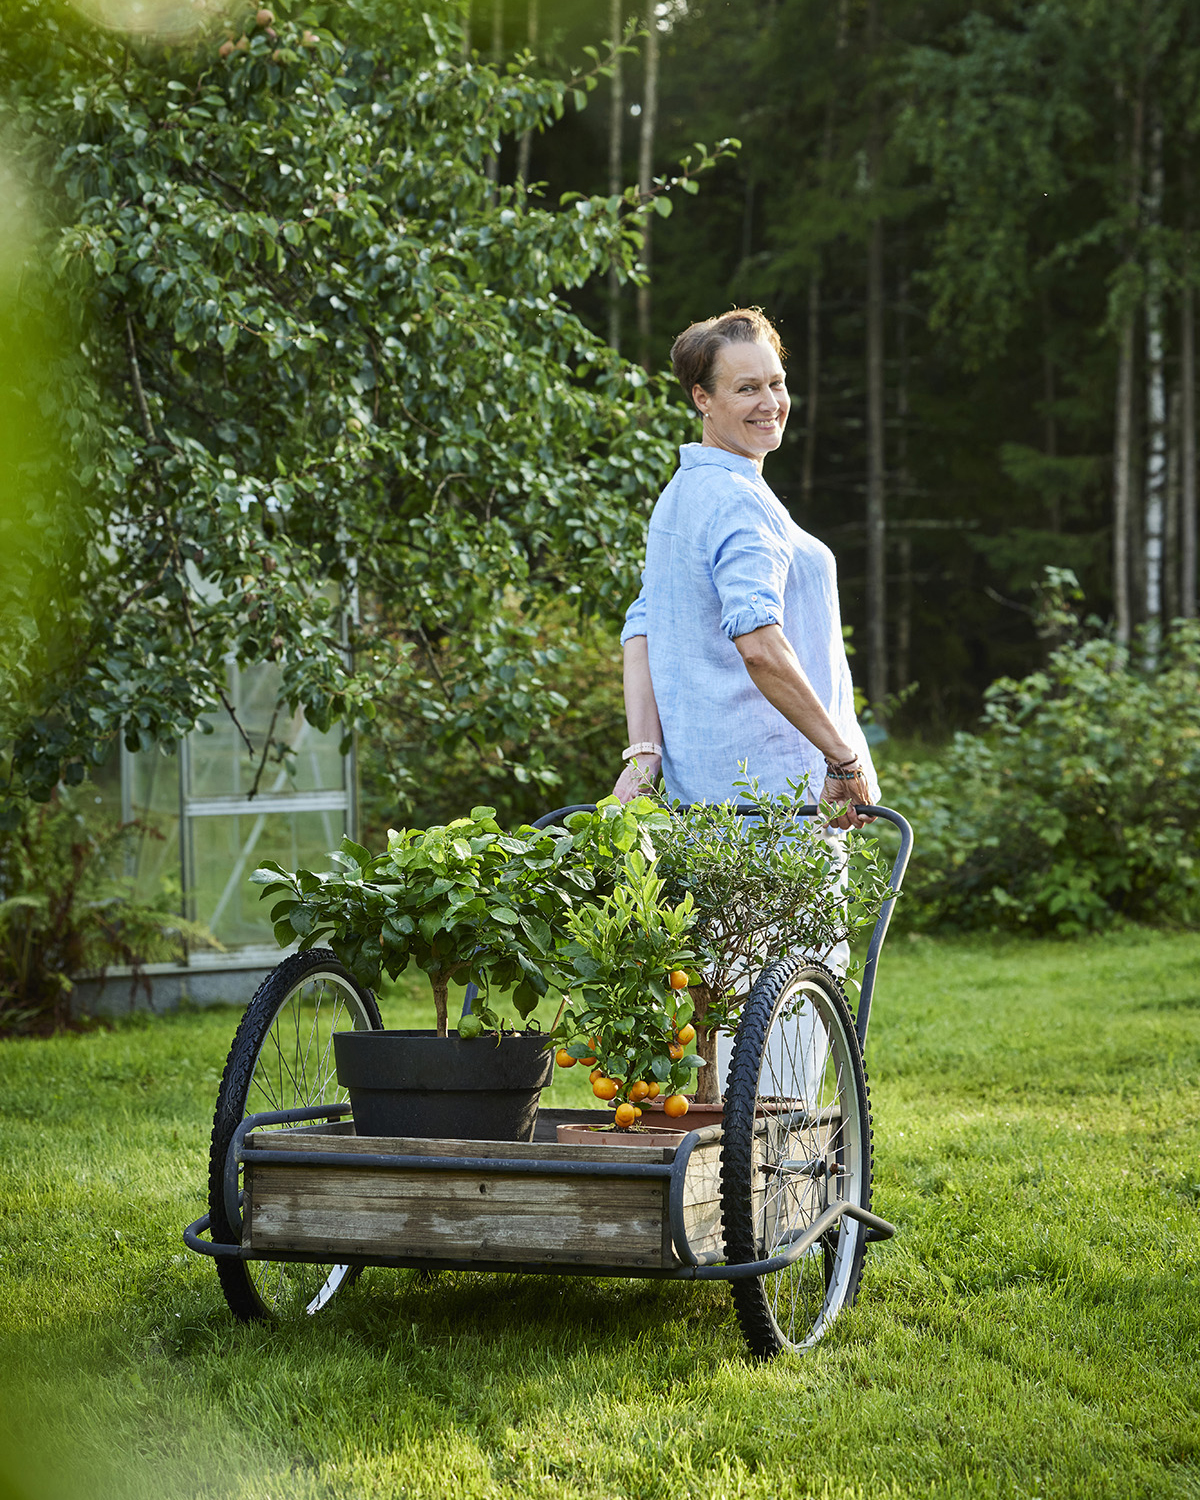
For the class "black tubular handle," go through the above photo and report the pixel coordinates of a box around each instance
[462,801,913,1050]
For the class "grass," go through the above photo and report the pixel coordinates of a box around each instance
[1,930,1198,1500]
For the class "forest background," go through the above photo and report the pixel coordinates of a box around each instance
[3,0,1200,1031]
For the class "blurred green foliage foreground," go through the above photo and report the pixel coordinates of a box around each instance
[0,931,1197,1500]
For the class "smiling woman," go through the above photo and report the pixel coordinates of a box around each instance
[613,307,877,822]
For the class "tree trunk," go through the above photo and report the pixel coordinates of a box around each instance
[1113,74,1144,646]
[865,214,886,705]
[1114,311,1136,644]
[691,982,720,1104]
[1041,286,1060,531]
[485,0,503,201]
[1166,385,1181,622]
[896,533,912,692]
[802,272,820,507]
[515,0,538,184]
[1183,160,1197,619]
[636,0,659,370]
[895,260,911,690]
[431,972,450,1038]
[1143,107,1166,660]
[865,0,887,710]
[607,0,624,351]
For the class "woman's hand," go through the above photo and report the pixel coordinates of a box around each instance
[613,753,661,804]
[820,766,875,830]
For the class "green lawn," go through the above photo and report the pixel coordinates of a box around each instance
[1,931,1198,1500]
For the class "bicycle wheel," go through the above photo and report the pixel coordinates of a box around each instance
[721,957,872,1359]
[208,948,382,1321]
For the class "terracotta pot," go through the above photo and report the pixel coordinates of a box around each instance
[644,1099,726,1126]
[555,1121,691,1148]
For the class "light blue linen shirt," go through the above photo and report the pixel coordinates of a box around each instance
[621,443,877,807]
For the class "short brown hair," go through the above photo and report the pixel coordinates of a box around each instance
[670,307,785,408]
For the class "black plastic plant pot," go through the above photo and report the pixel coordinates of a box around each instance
[332,1029,556,1142]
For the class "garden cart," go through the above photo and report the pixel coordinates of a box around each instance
[184,802,912,1360]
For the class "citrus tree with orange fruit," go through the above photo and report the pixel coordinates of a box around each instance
[548,847,703,1124]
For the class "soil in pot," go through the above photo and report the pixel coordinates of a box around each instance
[334,1028,555,1142]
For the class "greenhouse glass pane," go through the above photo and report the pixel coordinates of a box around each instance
[186,807,348,949]
[128,748,182,907]
[186,661,345,799]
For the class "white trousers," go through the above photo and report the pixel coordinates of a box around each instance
[716,828,847,1102]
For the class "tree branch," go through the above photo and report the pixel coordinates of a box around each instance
[124,313,155,443]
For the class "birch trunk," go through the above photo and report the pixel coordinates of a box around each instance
[802,272,820,506]
[1114,312,1136,645]
[607,0,624,351]
[1166,386,1181,621]
[1143,108,1166,661]
[1183,157,1197,619]
[635,0,659,370]
[515,0,538,184]
[1112,75,1144,645]
[484,0,503,201]
[865,0,887,710]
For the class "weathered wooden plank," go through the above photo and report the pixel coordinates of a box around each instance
[247,1129,676,1165]
[249,1164,665,1210]
[246,1165,670,1265]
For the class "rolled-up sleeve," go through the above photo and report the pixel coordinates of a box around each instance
[619,579,648,645]
[708,485,791,641]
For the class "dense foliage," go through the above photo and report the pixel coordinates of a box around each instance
[0,0,732,819]
[892,610,1200,933]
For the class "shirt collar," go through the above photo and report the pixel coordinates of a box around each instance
[678,442,763,481]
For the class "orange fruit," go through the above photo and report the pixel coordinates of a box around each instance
[628,1080,650,1103]
[589,1067,605,1084]
[675,1023,696,1047]
[555,1049,576,1068]
[667,1041,685,1062]
[668,970,690,990]
[645,1081,660,1099]
[614,1102,636,1129]
[579,1054,597,1068]
[592,1077,619,1101]
[662,1093,690,1119]
[633,1106,642,1119]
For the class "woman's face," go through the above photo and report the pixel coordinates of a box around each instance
[692,338,789,468]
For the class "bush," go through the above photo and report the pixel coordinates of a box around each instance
[0,790,219,1035]
[891,617,1200,934]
